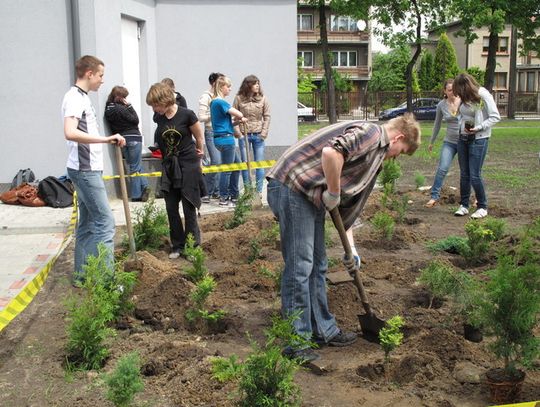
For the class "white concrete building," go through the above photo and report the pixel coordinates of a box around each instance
[0,0,297,188]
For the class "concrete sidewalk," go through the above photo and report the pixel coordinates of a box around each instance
[0,194,260,320]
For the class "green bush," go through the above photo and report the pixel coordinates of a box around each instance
[225,186,254,229]
[479,256,540,375]
[379,315,404,364]
[464,220,496,262]
[186,276,225,323]
[211,314,308,407]
[427,235,470,255]
[104,352,144,407]
[248,238,262,264]
[183,234,208,283]
[371,212,395,240]
[391,194,410,224]
[126,198,169,251]
[65,245,135,370]
[417,260,458,307]
[414,171,426,188]
[378,159,402,194]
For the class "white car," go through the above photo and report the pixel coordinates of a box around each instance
[297,102,316,122]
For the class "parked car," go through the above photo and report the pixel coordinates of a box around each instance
[298,102,316,122]
[379,98,440,121]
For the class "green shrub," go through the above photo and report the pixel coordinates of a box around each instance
[104,352,144,407]
[427,235,469,255]
[261,222,280,244]
[126,198,168,251]
[371,212,395,240]
[225,186,254,229]
[515,217,540,264]
[478,256,540,375]
[378,159,402,194]
[379,315,404,363]
[464,220,496,262]
[211,314,308,407]
[183,234,208,283]
[248,239,262,264]
[417,260,458,307]
[391,194,409,223]
[65,244,135,370]
[185,276,225,323]
[414,171,426,188]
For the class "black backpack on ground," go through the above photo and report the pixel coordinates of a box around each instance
[38,176,75,208]
[11,168,36,189]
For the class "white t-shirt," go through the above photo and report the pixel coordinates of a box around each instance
[62,86,104,171]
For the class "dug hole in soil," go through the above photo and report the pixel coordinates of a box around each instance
[0,187,539,406]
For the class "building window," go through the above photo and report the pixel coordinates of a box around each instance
[298,51,314,68]
[331,51,357,67]
[297,14,313,31]
[494,72,507,89]
[330,15,357,32]
[526,72,536,92]
[482,36,509,53]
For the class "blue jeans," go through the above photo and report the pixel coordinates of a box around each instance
[267,179,339,342]
[238,133,265,193]
[67,168,115,278]
[204,128,221,196]
[457,137,489,209]
[431,141,458,200]
[215,141,240,199]
[122,140,149,199]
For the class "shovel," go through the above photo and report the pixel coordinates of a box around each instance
[115,145,137,260]
[329,207,385,341]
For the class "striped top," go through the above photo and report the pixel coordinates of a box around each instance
[267,121,389,229]
[62,86,104,171]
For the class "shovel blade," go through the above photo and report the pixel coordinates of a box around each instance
[358,313,386,343]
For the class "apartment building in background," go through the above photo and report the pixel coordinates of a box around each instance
[426,21,540,93]
[297,1,371,93]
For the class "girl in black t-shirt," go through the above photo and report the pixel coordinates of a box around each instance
[146,83,204,259]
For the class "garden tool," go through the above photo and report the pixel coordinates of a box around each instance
[329,207,386,341]
[239,123,262,208]
[115,145,137,259]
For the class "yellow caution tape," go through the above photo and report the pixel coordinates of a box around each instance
[0,195,78,332]
[491,402,539,407]
[102,160,276,180]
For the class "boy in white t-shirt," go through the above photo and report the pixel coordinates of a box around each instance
[62,55,126,283]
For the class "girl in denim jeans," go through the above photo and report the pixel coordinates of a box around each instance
[233,75,271,195]
[452,73,500,219]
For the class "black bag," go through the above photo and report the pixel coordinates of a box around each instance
[11,168,36,189]
[37,176,75,208]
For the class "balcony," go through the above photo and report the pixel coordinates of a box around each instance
[298,30,369,44]
[303,65,370,80]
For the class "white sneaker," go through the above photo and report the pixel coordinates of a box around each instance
[168,250,181,259]
[454,205,469,216]
[471,208,488,219]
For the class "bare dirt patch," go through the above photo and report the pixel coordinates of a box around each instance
[0,187,539,406]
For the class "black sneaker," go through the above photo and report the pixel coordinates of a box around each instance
[219,197,229,206]
[201,195,210,204]
[326,330,358,347]
[282,347,320,363]
[141,186,151,202]
[211,193,220,200]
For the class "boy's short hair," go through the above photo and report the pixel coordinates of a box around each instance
[388,113,421,155]
[75,55,104,79]
[160,77,175,89]
[146,83,176,107]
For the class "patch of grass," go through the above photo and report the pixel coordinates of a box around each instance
[298,122,327,140]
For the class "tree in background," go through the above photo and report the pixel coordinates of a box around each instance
[433,32,460,86]
[450,0,540,91]
[418,50,436,91]
[321,68,354,92]
[366,0,447,111]
[465,66,485,86]
[369,45,420,92]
